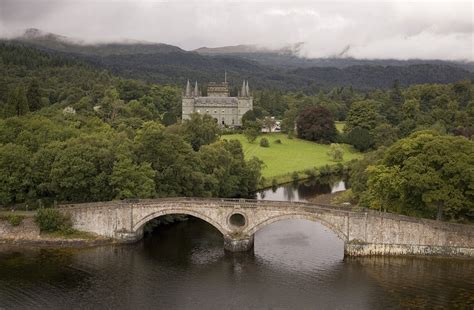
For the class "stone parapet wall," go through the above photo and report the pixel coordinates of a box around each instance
[0,217,40,240]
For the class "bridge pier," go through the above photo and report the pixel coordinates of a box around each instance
[224,235,254,252]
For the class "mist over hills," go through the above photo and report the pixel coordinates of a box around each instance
[3,29,473,92]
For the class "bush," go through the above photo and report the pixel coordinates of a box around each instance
[287,131,294,139]
[0,214,25,226]
[274,139,282,144]
[35,208,73,233]
[304,168,320,179]
[327,143,344,162]
[346,127,374,151]
[260,138,270,147]
[271,178,278,188]
[332,189,355,205]
[243,125,260,143]
[291,171,299,183]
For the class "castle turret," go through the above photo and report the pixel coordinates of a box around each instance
[194,81,199,97]
[241,80,247,97]
[246,80,250,97]
[185,80,192,97]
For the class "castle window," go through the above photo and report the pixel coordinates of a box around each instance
[206,110,209,113]
[214,110,217,113]
[222,109,225,113]
[232,119,234,125]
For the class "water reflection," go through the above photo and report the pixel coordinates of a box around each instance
[0,218,472,309]
[258,176,346,202]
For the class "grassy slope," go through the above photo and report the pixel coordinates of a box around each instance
[223,133,361,181]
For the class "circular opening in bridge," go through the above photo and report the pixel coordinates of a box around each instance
[229,213,246,227]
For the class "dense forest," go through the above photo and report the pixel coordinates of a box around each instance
[0,44,262,206]
[4,30,473,92]
[0,43,472,223]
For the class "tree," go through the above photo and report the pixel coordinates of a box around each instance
[382,79,403,125]
[4,85,29,117]
[296,106,338,143]
[0,144,32,205]
[346,127,374,151]
[243,122,260,143]
[162,112,177,126]
[345,99,382,132]
[372,123,398,148]
[327,143,344,162]
[110,156,156,199]
[182,113,220,151]
[26,79,42,111]
[366,131,474,222]
[262,116,276,132]
[98,88,125,123]
[241,110,257,128]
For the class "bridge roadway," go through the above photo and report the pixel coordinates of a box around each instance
[58,198,474,257]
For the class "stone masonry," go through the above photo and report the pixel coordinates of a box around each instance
[57,198,474,257]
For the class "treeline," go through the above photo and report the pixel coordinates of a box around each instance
[6,40,473,92]
[0,44,183,123]
[0,113,262,206]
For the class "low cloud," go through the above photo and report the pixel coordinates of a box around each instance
[0,0,472,60]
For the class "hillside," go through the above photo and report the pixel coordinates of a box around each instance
[3,29,473,92]
[12,28,183,56]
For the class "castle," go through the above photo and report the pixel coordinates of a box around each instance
[182,78,253,126]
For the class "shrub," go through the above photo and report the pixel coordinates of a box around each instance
[274,139,282,144]
[327,143,344,162]
[260,138,270,147]
[304,168,319,179]
[35,208,73,233]
[287,131,294,139]
[271,178,278,188]
[346,127,374,151]
[243,125,260,143]
[332,189,355,205]
[291,171,299,183]
[0,214,25,226]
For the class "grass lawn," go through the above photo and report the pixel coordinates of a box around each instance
[335,121,346,133]
[222,133,361,182]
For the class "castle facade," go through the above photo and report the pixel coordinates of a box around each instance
[182,79,253,126]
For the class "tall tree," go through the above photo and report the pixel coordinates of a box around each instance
[182,113,220,151]
[296,106,338,143]
[26,79,42,111]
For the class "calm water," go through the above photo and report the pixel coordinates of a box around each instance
[0,218,473,309]
[257,178,346,202]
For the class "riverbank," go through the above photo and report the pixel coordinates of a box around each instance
[0,215,113,248]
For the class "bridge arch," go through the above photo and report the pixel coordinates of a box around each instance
[245,213,348,242]
[133,208,227,236]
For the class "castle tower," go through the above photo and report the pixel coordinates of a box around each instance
[194,81,199,97]
[185,80,192,97]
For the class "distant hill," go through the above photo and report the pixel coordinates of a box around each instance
[11,28,183,56]
[194,43,474,72]
[3,29,473,92]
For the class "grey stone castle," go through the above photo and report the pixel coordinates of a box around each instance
[182,79,253,126]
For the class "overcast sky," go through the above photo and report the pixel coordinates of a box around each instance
[0,0,472,60]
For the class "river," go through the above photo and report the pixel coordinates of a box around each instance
[257,177,346,202]
[0,181,473,309]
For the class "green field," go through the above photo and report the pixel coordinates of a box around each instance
[335,121,346,133]
[222,133,361,181]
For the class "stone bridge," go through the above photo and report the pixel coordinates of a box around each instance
[59,198,474,257]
